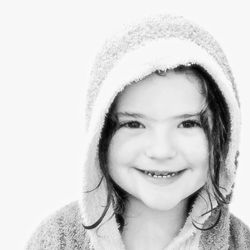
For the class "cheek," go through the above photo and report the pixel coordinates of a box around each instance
[178,133,209,166]
[107,133,143,187]
[109,131,145,161]
[108,132,142,166]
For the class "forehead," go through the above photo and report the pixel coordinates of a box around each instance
[114,71,206,119]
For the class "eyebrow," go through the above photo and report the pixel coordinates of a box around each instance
[115,111,202,121]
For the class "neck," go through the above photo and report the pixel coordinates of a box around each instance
[122,197,189,250]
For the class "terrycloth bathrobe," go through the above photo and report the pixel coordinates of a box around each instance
[26,14,250,250]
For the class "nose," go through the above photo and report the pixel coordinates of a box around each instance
[144,129,177,160]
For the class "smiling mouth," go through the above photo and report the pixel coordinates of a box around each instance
[137,169,185,178]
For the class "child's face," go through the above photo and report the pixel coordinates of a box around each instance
[107,71,209,211]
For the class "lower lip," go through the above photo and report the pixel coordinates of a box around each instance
[136,169,186,186]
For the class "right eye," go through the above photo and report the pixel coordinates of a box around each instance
[119,121,144,129]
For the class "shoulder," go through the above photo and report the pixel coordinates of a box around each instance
[228,213,250,249]
[26,201,90,250]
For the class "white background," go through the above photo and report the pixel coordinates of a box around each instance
[1,1,250,249]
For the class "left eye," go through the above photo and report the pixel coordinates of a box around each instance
[119,121,144,129]
[179,120,201,128]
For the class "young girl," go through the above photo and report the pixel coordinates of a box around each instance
[26,14,250,249]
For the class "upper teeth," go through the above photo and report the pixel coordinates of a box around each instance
[144,170,178,178]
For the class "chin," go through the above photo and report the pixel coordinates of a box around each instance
[143,197,185,212]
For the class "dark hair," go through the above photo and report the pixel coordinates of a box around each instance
[82,64,231,232]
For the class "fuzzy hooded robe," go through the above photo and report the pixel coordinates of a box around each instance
[26,14,250,250]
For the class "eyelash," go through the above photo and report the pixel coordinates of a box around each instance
[119,120,201,129]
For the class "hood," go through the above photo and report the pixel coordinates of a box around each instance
[79,14,241,250]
